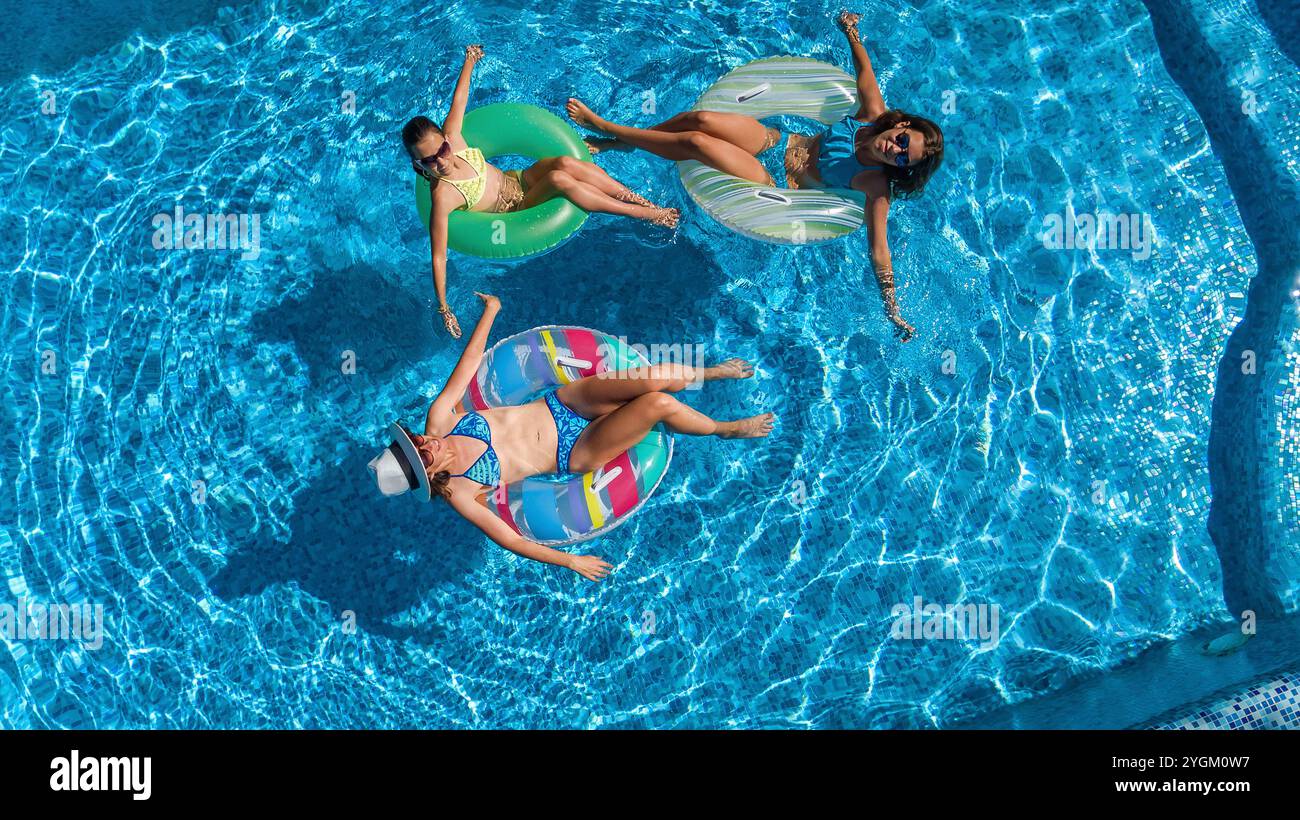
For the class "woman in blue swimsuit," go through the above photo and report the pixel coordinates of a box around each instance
[565,10,944,342]
[367,293,775,581]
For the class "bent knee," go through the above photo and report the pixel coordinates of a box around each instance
[545,169,576,187]
[683,131,713,151]
[553,155,583,173]
[635,391,679,415]
[690,110,718,130]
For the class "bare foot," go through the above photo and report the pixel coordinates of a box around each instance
[646,207,679,229]
[566,98,607,132]
[585,137,631,155]
[705,358,755,381]
[717,413,775,439]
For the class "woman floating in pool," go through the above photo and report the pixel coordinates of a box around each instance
[368,293,774,581]
[404,44,679,338]
[566,12,944,342]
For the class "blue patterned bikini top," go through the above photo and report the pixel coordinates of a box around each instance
[447,411,500,486]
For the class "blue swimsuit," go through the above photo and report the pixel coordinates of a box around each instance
[545,390,590,474]
[816,117,883,188]
[447,412,500,486]
[447,392,590,485]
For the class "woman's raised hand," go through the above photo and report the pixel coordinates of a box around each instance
[474,291,501,313]
[465,44,484,64]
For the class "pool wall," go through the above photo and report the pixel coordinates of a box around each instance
[1141,0,1300,616]
[958,614,1300,729]
[1143,664,1300,729]
[957,0,1300,729]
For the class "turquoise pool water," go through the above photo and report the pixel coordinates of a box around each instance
[1,0,1296,728]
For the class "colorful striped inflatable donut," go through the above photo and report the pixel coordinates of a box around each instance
[454,326,673,546]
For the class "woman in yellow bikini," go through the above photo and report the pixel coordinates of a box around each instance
[405,45,679,338]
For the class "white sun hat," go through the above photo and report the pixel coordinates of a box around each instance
[368,422,431,500]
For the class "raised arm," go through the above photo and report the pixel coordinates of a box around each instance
[837,12,887,121]
[863,182,914,342]
[442,44,483,138]
[425,293,500,433]
[449,492,613,581]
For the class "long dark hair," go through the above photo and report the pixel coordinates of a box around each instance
[401,115,444,156]
[865,110,944,198]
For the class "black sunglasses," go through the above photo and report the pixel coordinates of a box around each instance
[894,132,911,167]
[416,140,452,171]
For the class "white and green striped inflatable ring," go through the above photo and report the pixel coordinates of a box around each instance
[676,56,868,244]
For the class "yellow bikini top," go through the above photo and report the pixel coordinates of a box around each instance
[442,147,487,210]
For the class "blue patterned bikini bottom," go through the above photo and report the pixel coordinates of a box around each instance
[544,389,591,474]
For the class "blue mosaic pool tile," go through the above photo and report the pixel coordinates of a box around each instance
[1145,668,1300,729]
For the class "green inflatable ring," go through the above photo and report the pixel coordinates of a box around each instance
[414,103,591,259]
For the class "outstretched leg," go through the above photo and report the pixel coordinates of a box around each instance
[585,109,775,157]
[568,391,775,473]
[557,359,754,419]
[566,99,772,184]
[521,157,678,226]
[537,155,663,208]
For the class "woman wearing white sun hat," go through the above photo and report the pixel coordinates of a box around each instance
[368,293,774,581]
